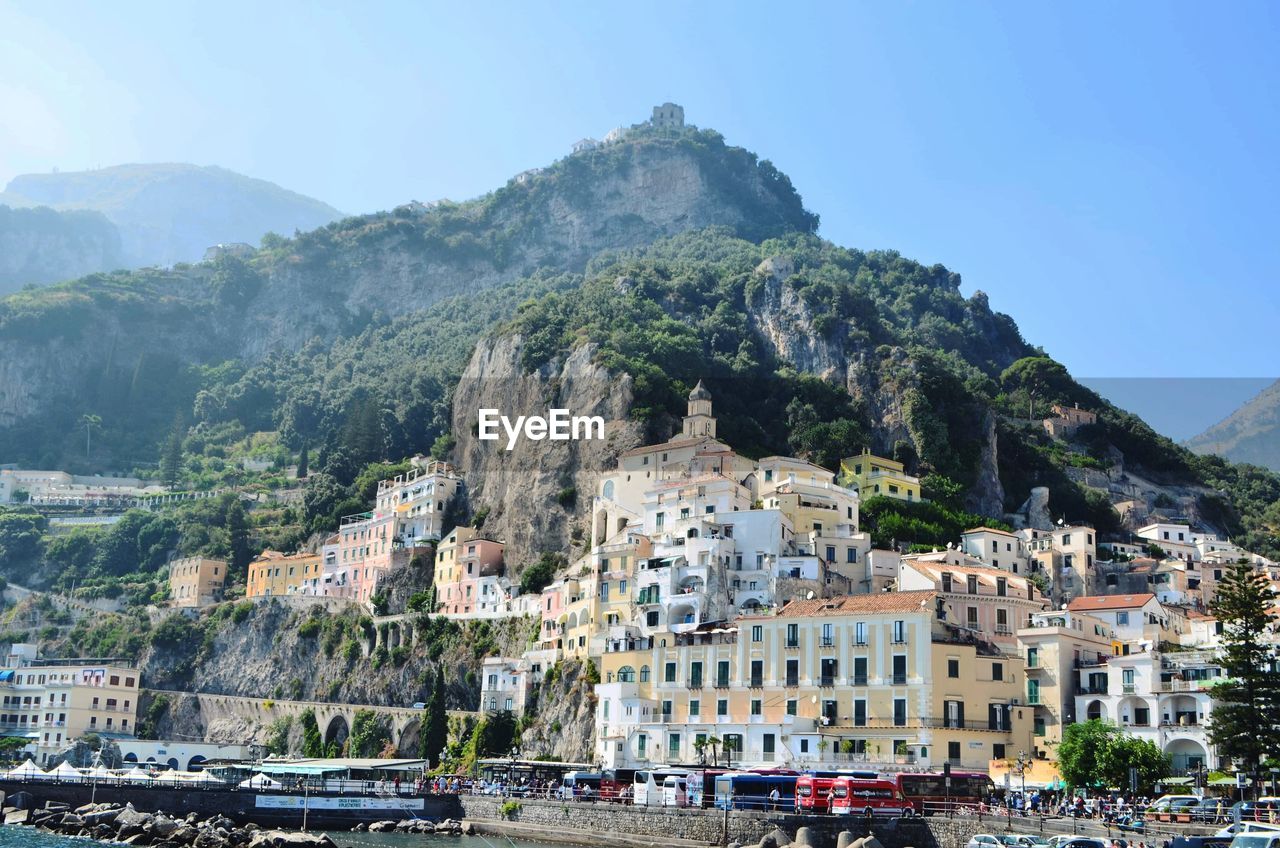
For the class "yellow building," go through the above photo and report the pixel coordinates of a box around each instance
[1,644,139,765]
[594,590,1033,770]
[839,449,922,502]
[168,557,226,608]
[246,550,322,598]
[1016,608,1114,752]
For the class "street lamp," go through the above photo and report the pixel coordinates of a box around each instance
[1016,751,1029,806]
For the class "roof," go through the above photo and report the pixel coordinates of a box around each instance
[777,591,938,618]
[963,526,1018,538]
[620,435,719,458]
[1067,593,1157,612]
[688,379,712,401]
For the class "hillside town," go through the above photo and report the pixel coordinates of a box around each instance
[7,381,1272,802]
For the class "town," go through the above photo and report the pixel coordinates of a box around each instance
[4,379,1275,815]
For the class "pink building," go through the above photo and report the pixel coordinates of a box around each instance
[433,527,505,615]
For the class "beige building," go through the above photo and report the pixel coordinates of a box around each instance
[838,449,922,502]
[1016,608,1114,752]
[1,644,139,765]
[1042,404,1097,439]
[594,591,1034,771]
[168,557,226,608]
[246,550,322,599]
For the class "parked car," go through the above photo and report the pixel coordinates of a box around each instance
[1000,837,1049,848]
[1059,839,1110,848]
[1233,801,1280,823]
[1231,833,1280,848]
[1170,836,1233,848]
[966,835,1003,848]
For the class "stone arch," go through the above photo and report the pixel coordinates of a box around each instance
[324,713,350,750]
[1164,738,1207,773]
[166,757,179,770]
[187,755,207,771]
[1085,699,1107,721]
[397,717,421,757]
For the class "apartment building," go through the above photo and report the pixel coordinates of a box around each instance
[1072,644,1222,773]
[898,556,1047,653]
[373,459,463,547]
[838,449,922,502]
[1022,524,1097,604]
[167,557,226,608]
[246,550,322,598]
[960,527,1030,575]
[594,591,1033,772]
[0,644,139,765]
[433,527,505,615]
[1066,593,1178,643]
[1016,608,1115,750]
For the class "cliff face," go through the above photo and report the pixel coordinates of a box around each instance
[0,131,814,444]
[451,335,644,570]
[0,205,123,294]
[1186,378,1280,472]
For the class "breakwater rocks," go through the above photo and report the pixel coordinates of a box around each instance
[8,800,468,845]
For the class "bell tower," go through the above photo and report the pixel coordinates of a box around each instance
[682,379,716,439]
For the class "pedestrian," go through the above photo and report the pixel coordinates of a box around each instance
[768,786,780,812]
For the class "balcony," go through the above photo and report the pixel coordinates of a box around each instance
[891,674,907,685]
[1122,684,1136,694]
[852,676,868,686]
[714,678,731,689]
[687,679,704,690]
[784,676,799,688]
[820,638,835,648]
[892,636,909,645]
[785,639,801,649]
[819,676,836,687]
[749,676,764,688]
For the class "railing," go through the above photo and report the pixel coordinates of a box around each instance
[820,638,835,648]
[892,636,908,644]
[687,679,703,689]
[892,674,907,685]
[785,676,799,687]
[714,678,731,689]
[819,676,836,687]
[785,640,800,649]
[1123,684,1136,694]
[853,676,868,686]
[749,676,764,688]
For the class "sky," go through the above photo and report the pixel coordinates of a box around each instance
[1,0,1278,387]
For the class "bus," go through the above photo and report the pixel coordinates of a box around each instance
[600,768,636,802]
[892,771,994,815]
[662,774,690,808]
[686,768,727,808]
[561,771,604,800]
[714,773,799,811]
[829,777,914,817]
[796,775,838,814]
[634,768,689,806]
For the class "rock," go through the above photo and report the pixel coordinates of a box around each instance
[85,807,122,826]
[62,813,86,828]
[367,821,397,833]
[351,824,366,833]
[837,833,857,848]
[153,815,182,838]
[173,825,201,844]
[863,838,885,848]
[5,809,30,825]
[794,828,814,847]
[766,829,793,847]
[123,834,153,846]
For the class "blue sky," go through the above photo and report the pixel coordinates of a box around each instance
[1,0,1277,385]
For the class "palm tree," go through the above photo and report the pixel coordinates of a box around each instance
[80,414,102,459]
[705,735,722,767]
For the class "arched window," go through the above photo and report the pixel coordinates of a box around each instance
[618,666,636,683]
[603,481,615,499]
[639,665,650,683]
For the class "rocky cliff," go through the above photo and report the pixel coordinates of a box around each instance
[450,335,644,569]
[0,205,123,294]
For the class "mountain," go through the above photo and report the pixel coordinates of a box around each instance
[0,205,124,295]
[0,114,1276,571]
[1,163,343,269]
[1185,378,1280,471]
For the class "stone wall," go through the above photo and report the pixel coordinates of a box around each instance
[457,795,946,848]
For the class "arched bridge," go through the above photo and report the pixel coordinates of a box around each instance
[147,689,475,757]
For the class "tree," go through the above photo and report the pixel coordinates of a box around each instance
[1098,735,1169,792]
[1209,562,1280,768]
[300,709,324,758]
[159,413,185,487]
[348,709,392,758]
[297,442,310,478]
[1057,719,1116,790]
[1000,356,1072,420]
[225,497,252,577]
[421,667,449,768]
[519,552,564,595]
[80,413,102,459]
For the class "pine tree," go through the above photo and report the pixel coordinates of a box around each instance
[159,413,185,486]
[1209,562,1280,769]
[297,442,310,478]
[422,667,449,768]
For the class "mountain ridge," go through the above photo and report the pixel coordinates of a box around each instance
[1185,378,1280,472]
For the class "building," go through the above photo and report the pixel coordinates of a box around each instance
[838,449,921,502]
[897,556,1047,652]
[0,644,139,765]
[1072,645,1222,773]
[594,591,1034,772]
[1042,404,1097,440]
[0,469,162,507]
[433,528,505,615]
[479,656,543,714]
[1022,524,1098,604]
[1066,593,1177,644]
[1016,608,1114,750]
[116,739,252,771]
[167,557,226,608]
[649,102,685,129]
[960,527,1030,575]
[1135,523,1199,562]
[246,550,322,599]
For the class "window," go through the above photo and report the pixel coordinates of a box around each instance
[948,658,960,678]
[892,620,906,643]
[689,661,703,687]
[786,699,797,716]
[664,662,677,683]
[785,659,799,687]
[892,654,907,684]
[688,700,700,717]
[944,699,964,728]
[639,665,650,683]
[750,660,763,687]
[751,699,762,716]
[967,606,979,628]
[751,625,762,643]
[846,548,856,563]
[821,623,834,647]
[717,699,728,717]
[996,577,1007,597]
[853,657,868,686]
[716,661,730,687]
[1027,648,1039,668]
[786,623,800,648]
[1116,611,1130,625]
[966,575,978,594]
[948,741,961,762]
[853,699,867,726]
[669,733,681,757]
[993,743,1006,760]
[826,546,836,562]
[942,573,953,592]
[893,698,907,727]
[854,621,867,645]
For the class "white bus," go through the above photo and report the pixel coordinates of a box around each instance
[634,768,688,806]
[662,775,689,808]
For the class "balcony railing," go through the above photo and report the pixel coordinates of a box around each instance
[1122,684,1136,694]
[853,676,868,686]
[687,679,703,689]
[714,678,731,689]
[784,676,799,687]
[892,674,907,685]
[820,638,835,648]
[785,640,800,649]
[749,676,764,688]
[819,676,836,687]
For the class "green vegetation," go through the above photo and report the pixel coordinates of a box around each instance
[347,709,392,758]
[518,552,565,596]
[421,667,449,768]
[1208,562,1280,766]
[1057,719,1169,792]
[860,494,1010,550]
[300,709,325,758]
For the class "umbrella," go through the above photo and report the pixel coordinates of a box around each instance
[119,766,154,783]
[85,764,115,780]
[238,773,283,789]
[49,761,86,781]
[187,770,226,785]
[5,759,48,780]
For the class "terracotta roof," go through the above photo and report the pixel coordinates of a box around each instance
[778,591,938,618]
[1186,609,1215,620]
[1068,593,1157,611]
[620,436,718,458]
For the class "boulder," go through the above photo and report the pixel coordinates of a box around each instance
[862,837,885,848]
[152,815,182,838]
[367,821,397,833]
[85,807,123,826]
[794,828,815,847]
[837,833,857,848]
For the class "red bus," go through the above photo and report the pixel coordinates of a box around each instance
[795,776,838,814]
[892,771,994,815]
[830,777,914,817]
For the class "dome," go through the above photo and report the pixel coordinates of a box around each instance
[688,379,712,401]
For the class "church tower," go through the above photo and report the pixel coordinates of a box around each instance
[681,379,717,439]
